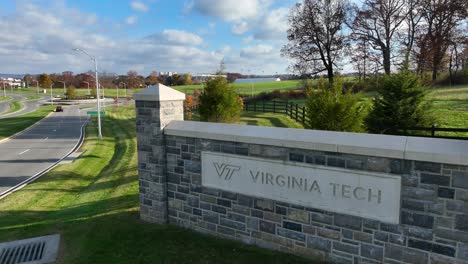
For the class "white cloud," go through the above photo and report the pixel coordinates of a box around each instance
[216,45,232,54]
[131,1,149,12]
[240,45,274,57]
[253,8,289,40]
[189,0,271,21]
[125,16,138,25]
[153,30,204,46]
[232,21,249,35]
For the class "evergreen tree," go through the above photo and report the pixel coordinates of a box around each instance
[198,76,242,123]
[305,77,367,132]
[366,71,435,134]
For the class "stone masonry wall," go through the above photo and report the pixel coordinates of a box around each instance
[164,135,468,264]
[136,100,184,224]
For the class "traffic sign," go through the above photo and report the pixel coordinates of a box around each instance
[87,111,106,115]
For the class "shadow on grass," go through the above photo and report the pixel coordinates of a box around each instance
[0,195,314,264]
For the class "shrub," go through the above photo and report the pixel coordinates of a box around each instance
[198,76,242,123]
[305,77,368,132]
[366,71,435,134]
[66,86,77,100]
[184,95,195,120]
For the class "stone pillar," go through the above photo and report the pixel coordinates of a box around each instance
[134,84,185,224]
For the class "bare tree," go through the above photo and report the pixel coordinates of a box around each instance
[400,0,424,69]
[281,0,349,84]
[417,0,467,80]
[350,0,407,75]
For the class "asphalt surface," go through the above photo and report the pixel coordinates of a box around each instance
[0,94,44,119]
[0,105,88,195]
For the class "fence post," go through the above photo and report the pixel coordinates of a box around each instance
[302,107,306,125]
[295,104,299,121]
[273,101,276,113]
[263,101,265,112]
[289,103,293,118]
[254,101,257,112]
[431,124,436,137]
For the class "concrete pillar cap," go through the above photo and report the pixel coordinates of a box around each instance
[133,83,186,102]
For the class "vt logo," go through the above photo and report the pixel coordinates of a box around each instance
[213,163,241,180]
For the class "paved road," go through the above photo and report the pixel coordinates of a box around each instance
[0,100,9,114]
[0,105,88,196]
[0,95,44,119]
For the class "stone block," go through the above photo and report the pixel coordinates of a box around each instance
[283,221,302,232]
[260,220,276,234]
[361,244,383,261]
[408,239,455,257]
[333,241,359,255]
[402,187,436,201]
[289,152,304,162]
[456,189,468,202]
[456,215,468,231]
[249,145,287,160]
[227,212,246,223]
[311,212,333,225]
[334,214,362,230]
[367,157,391,173]
[458,243,468,260]
[288,209,310,224]
[415,161,442,173]
[307,236,331,252]
[254,198,274,212]
[438,187,455,199]
[435,228,468,243]
[317,228,340,240]
[406,227,433,240]
[453,171,468,188]
[354,231,372,243]
[220,218,245,231]
[401,211,434,229]
[420,173,450,186]
[277,228,306,242]
[447,200,468,213]
[246,217,259,231]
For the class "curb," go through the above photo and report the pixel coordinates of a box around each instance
[0,111,55,144]
[0,115,90,200]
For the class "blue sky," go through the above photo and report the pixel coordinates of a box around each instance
[0,0,336,75]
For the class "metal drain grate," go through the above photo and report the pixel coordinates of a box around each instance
[0,235,60,264]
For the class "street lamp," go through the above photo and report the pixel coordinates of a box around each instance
[83,81,90,95]
[119,82,127,99]
[32,80,39,95]
[50,83,54,105]
[58,81,66,95]
[73,48,102,140]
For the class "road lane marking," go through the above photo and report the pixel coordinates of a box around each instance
[18,149,30,155]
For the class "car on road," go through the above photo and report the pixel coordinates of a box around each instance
[55,106,63,112]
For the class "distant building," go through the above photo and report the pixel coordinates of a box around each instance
[234,77,281,83]
[0,77,24,88]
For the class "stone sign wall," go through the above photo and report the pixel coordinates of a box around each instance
[135,85,468,264]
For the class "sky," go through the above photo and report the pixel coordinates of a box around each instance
[0,0,358,76]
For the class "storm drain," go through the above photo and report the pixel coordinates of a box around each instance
[0,235,60,264]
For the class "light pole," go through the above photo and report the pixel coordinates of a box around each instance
[50,83,54,105]
[73,48,102,140]
[32,80,39,95]
[58,81,66,96]
[83,81,90,96]
[119,82,127,98]
[2,81,5,98]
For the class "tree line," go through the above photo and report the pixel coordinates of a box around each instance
[282,0,468,85]
[22,70,194,91]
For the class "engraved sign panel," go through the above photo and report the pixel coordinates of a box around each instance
[202,152,401,224]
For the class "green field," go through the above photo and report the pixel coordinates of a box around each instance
[0,105,55,140]
[19,80,302,98]
[4,101,23,114]
[0,96,10,101]
[177,80,301,95]
[0,106,313,264]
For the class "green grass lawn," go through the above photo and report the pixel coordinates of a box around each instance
[177,80,301,95]
[4,101,23,115]
[0,105,55,140]
[0,96,10,101]
[0,106,314,264]
[26,95,42,100]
